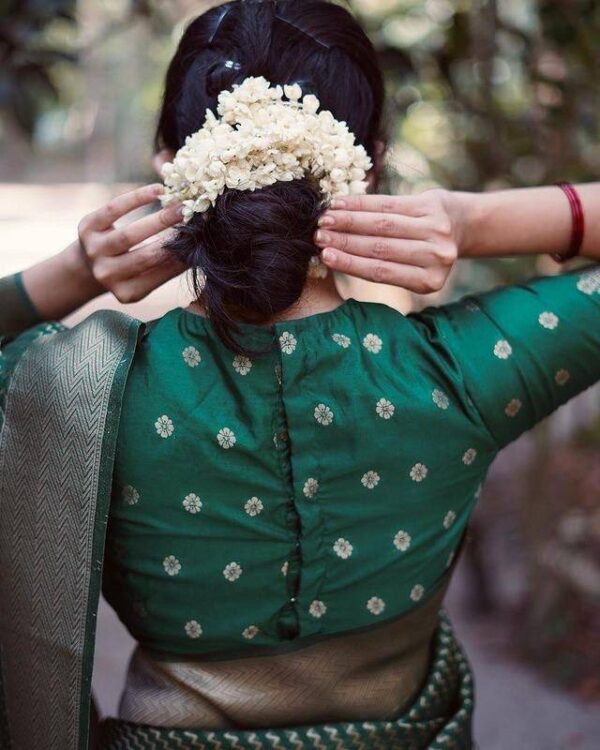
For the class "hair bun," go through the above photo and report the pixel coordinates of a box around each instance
[165,178,325,355]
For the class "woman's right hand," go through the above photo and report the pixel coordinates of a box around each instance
[313,189,464,295]
[77,183,186,304]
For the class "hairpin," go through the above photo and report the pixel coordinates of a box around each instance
[208,5,233,44]
[274,15,331,51]
[224,60,242,71]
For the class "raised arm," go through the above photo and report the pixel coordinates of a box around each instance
[0,184,184,340]
[313,183,600,291]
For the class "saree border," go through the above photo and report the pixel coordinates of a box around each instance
[0,310,142,750]
[79,315,144,748]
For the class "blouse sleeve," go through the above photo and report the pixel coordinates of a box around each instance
[412,265,600,450]
[0,272,42,340]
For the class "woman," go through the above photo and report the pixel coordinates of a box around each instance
[0,1,598,749]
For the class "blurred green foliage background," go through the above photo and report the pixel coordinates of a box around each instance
[2,0,599,291]
[2,0,599,190]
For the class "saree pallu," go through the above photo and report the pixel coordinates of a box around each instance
[98,614,474,750]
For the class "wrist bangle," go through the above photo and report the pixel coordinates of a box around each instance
[552,182,584,263]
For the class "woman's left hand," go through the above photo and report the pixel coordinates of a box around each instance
[313,188,462,295]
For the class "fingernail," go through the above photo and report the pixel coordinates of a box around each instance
[318,214,335,227]
[153,183,165,195]
[330,199,346,209]
[315,230,332,245]
[176,204,185,217]
[322,248,336,263]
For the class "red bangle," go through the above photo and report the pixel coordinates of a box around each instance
[552,182,585,263]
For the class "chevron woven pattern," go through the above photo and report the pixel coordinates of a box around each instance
[0,312,139,750]
[99,614,474,749]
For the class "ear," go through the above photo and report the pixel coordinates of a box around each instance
[152,148,175,177]
[366,140,386,192]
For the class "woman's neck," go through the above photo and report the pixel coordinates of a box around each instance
[186,275,346,325]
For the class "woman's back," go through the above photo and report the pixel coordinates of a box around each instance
[104,266,600,670]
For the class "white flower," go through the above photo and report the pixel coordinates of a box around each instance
[361,470,380,489]
[555,369,571,386]
[184,620,203,639]
[314,403,334,425]
[303,478,319,498]
[159,76,372,231]
[538,311,559,330]
[233,354,253,375]
[410,463,428,482]
[393,530,411,552]
[432,389,450,410]
[244,497,264,516]
[302,94,320,115]
[309,600,327,618]
[333,538,353,559]
[284,83,302,101]
[242,625,259,640]
[183,493,202,514]
[443,510,457,529]
[576,269,600,295]
[462,448,477,466]
[505,398,522,417]
[217,427,236,449]
[332,333,351,348]
[155,415,174,438]
[122,485,139,505]
[366,596,385,615]
[182,346,201,367]
[163,555,181,576]
[375,398,395,419]
[279,331,297,354]
[410,584,425,602]
[493,340,512,360]
[281,560,289,576]
[223,562,242,582]
[308,255,329,279]
[362,333,383,354]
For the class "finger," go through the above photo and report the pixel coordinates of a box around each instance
[85,183,165,232]
[113,261,185,305]
[95,235,183,283]
[320,248,443,294]
[101,204,183,256]
[314,230,432,268]
[317,210,427,240]
[328,194,426,216]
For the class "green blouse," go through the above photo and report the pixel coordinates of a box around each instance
[101,266,600,661]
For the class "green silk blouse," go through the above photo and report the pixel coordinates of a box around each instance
[100,266,600,661]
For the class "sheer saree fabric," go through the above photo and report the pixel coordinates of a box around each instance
[116,574,453,729]
[98,612,474,750]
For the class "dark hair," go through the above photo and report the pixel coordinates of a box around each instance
[156,0,385,356]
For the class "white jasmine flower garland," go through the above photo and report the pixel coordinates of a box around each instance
[159,76,372,223]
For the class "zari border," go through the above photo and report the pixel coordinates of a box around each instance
[0,310,142,750]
